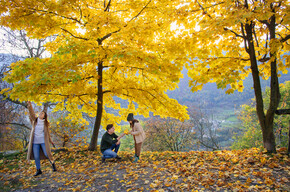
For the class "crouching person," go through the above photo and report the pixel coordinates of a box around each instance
[100,124,125,163]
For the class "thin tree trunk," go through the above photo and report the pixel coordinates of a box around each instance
[88,61,103,151]
[42,102,50,113]
[263,10,280,153]
[288,120,290,155]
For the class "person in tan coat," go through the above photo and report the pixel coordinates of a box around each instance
[127,113,146,162]
[26,101,56,176]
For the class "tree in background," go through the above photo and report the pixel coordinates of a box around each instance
[0,0,189,151]
[49,112,86,148]
[176,0,289,153]
[0,27,53,58]
[188,107,221,151]
[232,81,290,150]
[0,27,56,151]
[0,101,22,150]
[0,55,30,150]
[143,117,195,152]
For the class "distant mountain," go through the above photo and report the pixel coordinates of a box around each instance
[168,68,290,110]
[0,53,23,66]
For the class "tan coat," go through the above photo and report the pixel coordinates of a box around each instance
[131,122,146,144]
[26,103,54,162]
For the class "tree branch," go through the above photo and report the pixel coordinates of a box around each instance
[0,122,31,130]
[281,34,290,43]
[126,0,152,24]
[275,109,290,115]
[224,27,245,39]
[60,28,89,40]
[196,0,212,18]
[0,93,28,108]
[104,0,112,12]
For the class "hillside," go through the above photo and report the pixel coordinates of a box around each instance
[168,68,290,111]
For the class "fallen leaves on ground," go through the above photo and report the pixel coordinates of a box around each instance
[0,147,289,191]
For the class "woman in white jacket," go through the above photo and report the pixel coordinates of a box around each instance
[26,101,56,176]
[127,113,146,162]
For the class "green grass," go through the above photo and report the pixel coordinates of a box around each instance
[63,157,75,164]
[0,177,22,192]
[6,164,19,170]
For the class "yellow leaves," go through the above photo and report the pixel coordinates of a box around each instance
[0,87,10,93]
[124,129,130,135]
[183,0,288,96]
[264,177,274,186]
[225,88,234,94]
[1,0,193,127]
[149,182,158,188]
[281,177,288,183]
[260,157,267,165]
[231,157,239,164]
[246,177,252,184]
[1,147,289,191]
[171,175,178,180]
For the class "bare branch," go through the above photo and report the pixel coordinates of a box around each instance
[196,0,212,18]
[104,0,112,12]
[224,27,245,39]
[127,0,152,24]
[0,122,31,130]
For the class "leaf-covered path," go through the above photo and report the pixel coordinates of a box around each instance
[1,147,289,192]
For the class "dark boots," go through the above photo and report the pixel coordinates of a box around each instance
[34,169,42,176]
[52,162,57,172]
[34,162,56,176]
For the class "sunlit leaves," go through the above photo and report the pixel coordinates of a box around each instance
[232,81,290,150]
[178,0,289,94]
[0,0,190,127]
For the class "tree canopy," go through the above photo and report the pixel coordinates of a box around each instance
[172,0,289,92]
[0,0,189,128]
[1,0,289,152]
[174,0,289,152]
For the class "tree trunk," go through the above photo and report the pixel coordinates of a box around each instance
[275,109,290,115]
[288,120,290,155]
[244,15,277,153]
[88,61,103,151]
[42,102,50,113]
[263,10,280,153]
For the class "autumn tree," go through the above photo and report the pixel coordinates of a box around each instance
[143,117,195,152]
[176,0,289,153]
[0,28,54,150]
[0,0,189,151]
[232,81,290,150]
[49,112,86,147]
[0,55,30,150]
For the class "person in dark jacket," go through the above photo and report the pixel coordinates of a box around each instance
[100,124,125,163]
